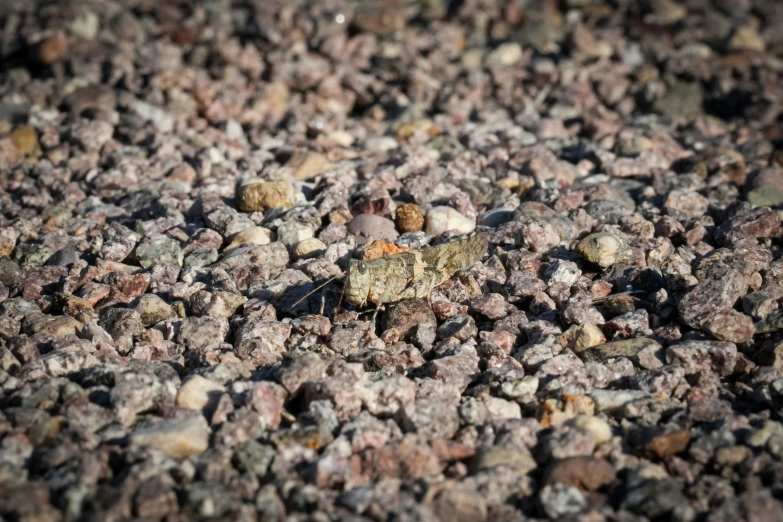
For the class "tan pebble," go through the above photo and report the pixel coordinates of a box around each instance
[558,323,606,354]
[10,125,41,157]
[566,415,612,444]
[130,416,210,458]
[285,149,332,180]
[176,375,226,411]
[577,232,630,268]
[236,179,295,212]
[225,226,272,251]
[294,238,327,259]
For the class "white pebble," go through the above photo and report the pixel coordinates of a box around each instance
[425,206,476,236]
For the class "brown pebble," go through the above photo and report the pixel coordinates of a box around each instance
[648,430,691,459]
[34,32,68,64]
[10,125,40,157]
[396,203,425,233]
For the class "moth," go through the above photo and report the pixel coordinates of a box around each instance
[293,233,489,315]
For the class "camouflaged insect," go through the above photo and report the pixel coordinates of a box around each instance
[344,233,489,307]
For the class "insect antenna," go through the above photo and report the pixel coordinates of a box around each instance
[290,274,345,309]
[591,289,646,304]
[334,284,346,317]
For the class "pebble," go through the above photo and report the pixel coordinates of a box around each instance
[294,238,327,259]
[70,119,114,152]
[10,125,40,157]
[558,323,606,354]
[364,136,399,152]
[702,309,755,343]
[500,376,539,398]
[487,42,523,66]
[276,221,314,248]
[225,226,271,251]
[395,203,425,233]
[543,457,616,491]
[678,270,748,329]
[576,232,631,268]
[565,415,612,444]
[347,214,399,241]
[236,180,295,212]
[176,376,226,411]
[130,416,210,458]
[34,32,67,64]
[24,314,83,337]
[471,446,537,475]
[135,235,183,267]
[285,149,332,180]
[538,484,587,519]
[69,11,99,40]
[352,5,406,35]
[727,24,765,52]
[425,206,476,236]
[133,294,174,327]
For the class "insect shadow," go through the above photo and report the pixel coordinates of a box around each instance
[276,278,348,319]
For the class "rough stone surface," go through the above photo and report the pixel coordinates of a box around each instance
[3,2,783,521]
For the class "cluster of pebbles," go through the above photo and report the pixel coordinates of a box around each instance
[2,0,783,520]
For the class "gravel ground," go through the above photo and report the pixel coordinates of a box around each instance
[1,0,783,520]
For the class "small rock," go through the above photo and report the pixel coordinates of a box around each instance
[276,221,313,248]
[130,416,210,458]
[500,376,539,398]
[225,226,272,251]
[678,270,748,329]
[396,203,425,233]
[347,214,399,242]
[487,42,523,66]
[10,125,40,157]
[433,487,488,522]
[184,248,219,267]
[564,415,612,444]
[702,309,755,343]
[294,238,327,259]
[352,5,406,35]
[134,294,174,327]
[519,220,560,253]
[236,180,295,212]
[472,446,536,474]
[539,484,587,519]
[647,430,691,459]
[580,337,661,363]
[577,233,631,268]
[69,11,99,40]
[99,308,144,354]
[70,120,114,152]
[715,207,781,246]
[425,206,476,236]
[558,324,606,354]
[381,298,437,341]
[437,314,478,342]
[176,376,226,412]
[34,32,67,64]
[286,149,332,180]
[136,235,183,268]
[543,456,616,491]
[747,188,783,208]
[23,314,82,337]
[48,245,80,267]
[727,24,765,52]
